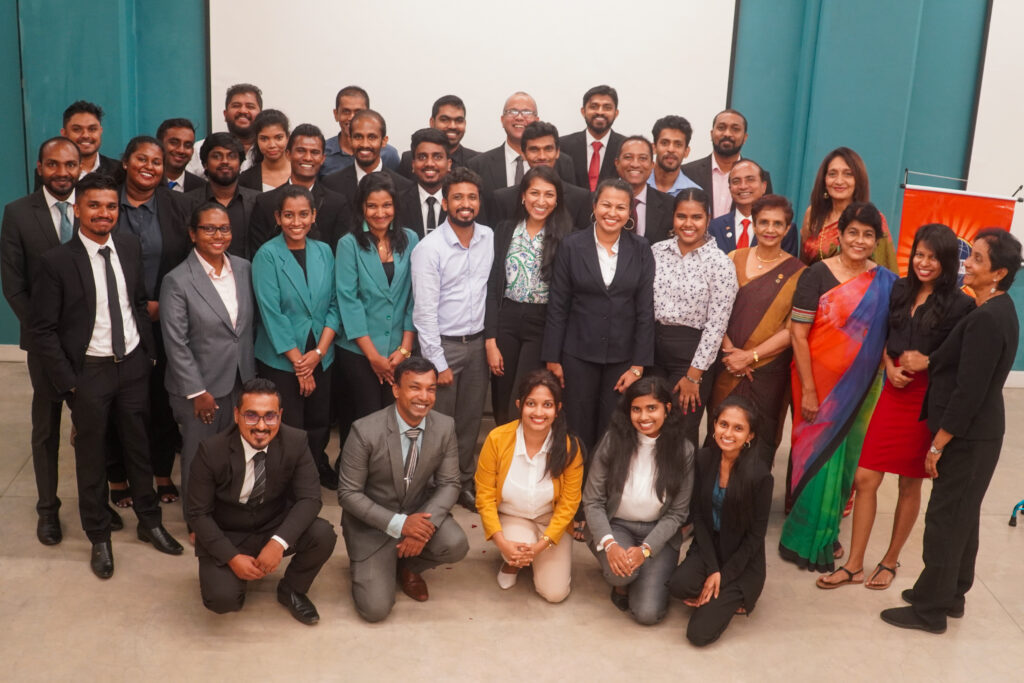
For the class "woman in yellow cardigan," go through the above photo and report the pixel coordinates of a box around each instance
[475,369,584,602]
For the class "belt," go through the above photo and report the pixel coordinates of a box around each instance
[84,346,141,365]
[440,331,484,343]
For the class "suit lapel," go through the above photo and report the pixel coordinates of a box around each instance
[230,255,252,330]
[70,238,97,324]
[30,192,61,248]
[404,414,439,502]
[228,434,247,503]
[580,230,606,293]
[357,237,391,297]
[608,233,635,291]
[385,410,408,498]
[187,253,235,331]
[276,239,314,312]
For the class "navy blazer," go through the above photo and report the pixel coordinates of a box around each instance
[542,228,654,366]
[708,211,799,257]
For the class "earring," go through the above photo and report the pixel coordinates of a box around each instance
[743,441,752,449]
[589,212,596,225]
[991,286,997,294]
[823,191,829,199]
[624,218,636,232]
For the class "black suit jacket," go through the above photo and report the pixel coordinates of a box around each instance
[30,232,155,395]
[559,130,625,188]
[924,294,1018,440]
[467,144,577,197]
[398,183,446,237]
[542,228,654,366]
[397,144,480,179]
[186,424,323,565]
[182,183,261,259]
[113,185,191,300]
[679,155,774,213]
[483,182,592,233]
[248,182,355,257]
[320,166,416,232]
[689,447,773,609]
[165,171,205,192]
[1,190,79,349]
[642,186,675,243]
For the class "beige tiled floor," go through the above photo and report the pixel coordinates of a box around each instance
[0,361,1021,682]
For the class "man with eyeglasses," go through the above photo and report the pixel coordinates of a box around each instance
[187,378,336,625]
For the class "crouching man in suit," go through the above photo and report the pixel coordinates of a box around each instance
[187,378,337,625]
[338,356,469,622]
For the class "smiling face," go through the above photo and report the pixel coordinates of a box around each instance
[37,140,80,200]
[205,145,241,186]
[838,220,878,264]
[350,116,387,171]
[522,135,559,168]
[728,161,766,212]
[61,113,102,158]
[74,188,119,243]
[430,104,467,148]
[521,177,557,224]
[442,182,480,229]
[630,394,669,438]
[257,124,288,163]
[710,112,747,157]
[362,189,395,232]
[160,126,195,175]
[123,142,164,193]
[654,128,689,173]
[224,92,261,138]
[235,391,281,450]
[593,186,631,236]
[411,141,450,193]
[392,370,437,425]
[963,238,1006,291]
[825,156,856,202]
[673,199,709,248]
[582,94,618,136]
[287,136,324,183]
[615,139,653,191]
[713,406,754,455]
[912,240,942,285]
[517,385,559,438]
[752,206,787,249]
[190,207,232,261]
[275,196,315,248]
[501,93,538,146]
[333,93,368,138]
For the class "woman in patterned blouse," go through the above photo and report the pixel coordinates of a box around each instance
[651,187,738,448]
[485,166,574,424]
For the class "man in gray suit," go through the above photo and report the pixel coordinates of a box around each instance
[338,357,469,622]
[160,201,256,512]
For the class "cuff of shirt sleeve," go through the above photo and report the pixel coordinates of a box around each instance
[597,534,614,551]
[186,390,206,400]
[386,513,408,539]
[271,535,289,551]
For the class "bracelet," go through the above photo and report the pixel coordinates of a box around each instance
[631,367,642,377]
[752,350,759,364]
[398,346,411,358]
[683,374,701,385]
[604,540,619,552]
[542,535,554,548]
[928,444,943,455]
[313,348,323,357]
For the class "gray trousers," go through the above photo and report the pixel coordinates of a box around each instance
[433,337,488,489]
[170,385,239,515]
[590,518,679,625]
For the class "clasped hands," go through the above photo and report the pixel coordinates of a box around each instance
[606,541,647,577]
[228,539,285,580]
[292,350,321,397]
[494,532,547,568]
[397,512,435,558]
[721,342,755,381]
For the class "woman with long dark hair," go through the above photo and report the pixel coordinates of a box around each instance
[485,166,574,425]
[238,109,290,191]
[474,369,584,601]
[669,396,773,646]
[817,224,972,590]
[583,376,694,625]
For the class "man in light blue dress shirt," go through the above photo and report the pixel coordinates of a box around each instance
[648,115,701,197]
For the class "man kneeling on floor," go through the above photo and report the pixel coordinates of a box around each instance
[338,356,469,622]
[187,378,337,624]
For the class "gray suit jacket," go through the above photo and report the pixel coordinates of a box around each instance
[338,406,460,562]
[582,434,694,556]
[159,251,256,398]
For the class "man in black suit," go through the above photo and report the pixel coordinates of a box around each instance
[187,378,337,624]
[681,109,772,219]
[648,115,701,197]
[484,121,592,231]
[2,137,82,545]
[467,91,575,196]
[33,102,120,190]
[707,159,798,256]
[30,174,183,578]
[183,133,259,259]
[187,84,262,176]
[398,95,479,178]
[157,118,205,192]
[400,128,451,236]
[559,85,625,191]
[248,124,355,257]
[615,136,674,243]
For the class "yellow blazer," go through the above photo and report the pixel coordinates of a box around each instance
[474,420,584,544]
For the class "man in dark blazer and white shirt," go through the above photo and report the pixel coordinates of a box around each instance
[338,357,469,622]
[187,378,337,625]
[400,128,451,236]
[559,85,625,191]
[157,118,205,192]
[398,95,479,178]
[707,159,797,256]
[30,174,183,578]
[615,136,675,243]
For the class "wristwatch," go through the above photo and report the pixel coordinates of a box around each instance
[641,544,651,559]
[631,367,642,377]
[928,445,943,455]
[398,346,411,358]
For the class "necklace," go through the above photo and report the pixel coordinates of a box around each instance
[753,247,783,270]
[838,253,867,276]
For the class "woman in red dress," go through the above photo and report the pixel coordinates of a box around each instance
[816,224,972,590]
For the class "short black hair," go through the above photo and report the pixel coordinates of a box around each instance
[237,378,281,408]
[37,136,80,163]
[200,132,245,166]
[75,172,119,199]
[276,184,315,214]
[521,121,560,150]
[431,95,466,119]
[121,135,163,163]
[287,124,326,152]
[442,166,483,198]
[975,227,1023,291]
[652,115,693,148]
[62,101,104,127]
[617,135,653,158]
[188,201,230,231]
[393,357,437,386]
[582,85,618,108]
[712,108,748,131]
[838,201,885,238]
[411,128,450,155]
[335,85,370,110]
[225,83,262,109]
[156,118,195,141]
[252,109,290,136]
[350,109,386,137]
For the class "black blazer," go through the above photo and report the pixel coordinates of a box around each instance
[30,232,155,395]
[1,190,78,348]
[559,130,625,188]
[112,185,191,301]
[467,144,577,197]
[248,182,355,257]
[541,228,655,366]
[679,155,773,212]
[182,183,261,259]
[924,294,1018,440]
[484,182,592,232]
[237,165,263,191]
[320,165,416,228]
[186,423,323,566]
[397,144,480,179]
[688,447,773,610]
[643,186,675,243]
[398,182,446,238]
[165,170,205,192]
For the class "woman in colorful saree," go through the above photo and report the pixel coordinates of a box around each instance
[779,201,897,572]
[707,194,805,467]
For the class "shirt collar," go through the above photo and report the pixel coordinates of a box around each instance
[594,227,621,255]
[204,182,240,203]
[395,406,426,433]
[585,128,611,149]
[78,231,114,258]
[418,184,442,205]
[440,220,481,247]
[355,160,383,182]
[194,249,233,278]
[503,141,521,167]
[240,435,264,463]
[735,208,752,225]
[634,184,648,205]
[42,186,74,209]
[513,422,553,460]
[712,154,742,176]
[119,186,156,212]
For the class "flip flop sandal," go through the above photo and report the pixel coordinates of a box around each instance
[815,566,864,589]
[865,562,900,590]
[572,521,586,542]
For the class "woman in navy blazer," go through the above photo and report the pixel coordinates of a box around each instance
[334,173,419,450]
[252,185,340,488]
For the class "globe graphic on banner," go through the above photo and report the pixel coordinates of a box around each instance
[957,237,973,288]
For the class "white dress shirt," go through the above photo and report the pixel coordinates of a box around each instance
[165,173,186,192]
[195,250,238,328]
[354,159,384,183]
[238,436,288,549]
[42,186,75,240]
[498,425,555,519]
[595,228,621,287]
[503,142,523,187]
[633,185,649,237]
[733,208,753,246]
[586,129,611,175]
[616,434,663,522]
[79,233,141,358]
[418,184,443,232]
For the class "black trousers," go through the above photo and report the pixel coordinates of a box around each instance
[669,538,750,646]
[561,353,630,454]
[199,517,337,614]
[334,347,396,460]
[652,324,714,447]
[491,300,547,426]
[257,360,333,471]
[910,435,1002,629]
[26,351,65,516]
[71,350,161,543]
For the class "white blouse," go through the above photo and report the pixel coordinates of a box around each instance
[616,434,663,522]
[498,425,555,520]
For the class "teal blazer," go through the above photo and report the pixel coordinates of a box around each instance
[335,228,418,356]
[252,234,340,372]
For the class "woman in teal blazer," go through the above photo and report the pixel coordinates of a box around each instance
[252,185,340,487]
[335,173,419,448]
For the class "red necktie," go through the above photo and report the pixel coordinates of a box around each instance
[737,218,750,248]
[588,141,603,192]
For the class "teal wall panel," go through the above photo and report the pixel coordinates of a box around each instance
[0,0,27,341]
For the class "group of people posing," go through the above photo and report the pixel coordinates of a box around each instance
[2,83,1019,643]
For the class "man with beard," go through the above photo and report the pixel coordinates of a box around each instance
[157,118,205,192]
[398,95,479,178]
[187,84,262,176]
[681,109,772,219]
[400,128,451,236]
[559,85,625,191]
[708,159,797,256]
[614,136,674,243]
[648,115,701,197]
[33,102,119,190]
[410,167,493,510]
[183,133,260,259]
[248,124,354,256]
[320,86,401,176]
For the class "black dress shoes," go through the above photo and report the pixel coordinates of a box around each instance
[880,606,946,634]
[136,524,184,555]
[457,489,476,512]
[901,588,964,618]
[90,541,114,579]
[318,463,339,491]
[277,582,320,625]
[37,514,62,545]
[108,506,124,531]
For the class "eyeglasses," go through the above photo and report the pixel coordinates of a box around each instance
[196,225,232,235]
[242,411,280,426]
[503,108,536,118]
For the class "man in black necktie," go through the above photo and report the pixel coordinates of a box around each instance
[30,174,183,578]
[400,128,451,236]
[187,378,337,625]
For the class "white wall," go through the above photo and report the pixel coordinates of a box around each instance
[208,0,736,158]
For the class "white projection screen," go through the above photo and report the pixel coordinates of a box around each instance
[207,0,736,161]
